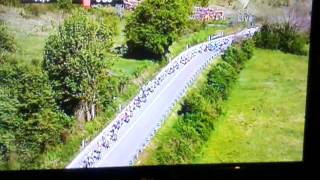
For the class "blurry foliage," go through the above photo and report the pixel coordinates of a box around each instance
[0,0,21,7]
[194,0,210,7]
[254,23,307,55]
[0,63,73,170]
[56,0,73,10]
[0,22,16,62]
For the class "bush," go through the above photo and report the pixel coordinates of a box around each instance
[222,40,254,72]
[241,39,255,59]
[0,22,16,53]
[254,23,307,55]
[205,61,238,101]
[254,24,280,50]
[56,0,73,10]
[0,22,16,64]
[222,45,246,71]
[178,91,205,115]
[97,73,129,110]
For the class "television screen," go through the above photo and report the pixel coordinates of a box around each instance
[0,0,312,170]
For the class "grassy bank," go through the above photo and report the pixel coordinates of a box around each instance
[194,49,307,163]
[138,48,307,165]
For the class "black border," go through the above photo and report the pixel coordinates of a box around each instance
[303,0,320,167]
[1,0,319,179]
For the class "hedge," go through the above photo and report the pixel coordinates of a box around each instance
[153,39,255,164]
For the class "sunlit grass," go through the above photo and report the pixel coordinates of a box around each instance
[194,49,308,163]
[138,49,308,165]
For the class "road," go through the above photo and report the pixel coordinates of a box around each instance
[66,27,259,168]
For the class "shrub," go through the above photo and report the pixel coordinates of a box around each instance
[278,23,306,55]
[178,91,205,115]
[97,74,129,110]
[0,22,16,53]
[56,0,73,10]
[241,39,255,59]
[222,45,246,72]
[205,61,238,101]
[254,24,281,49]
[254,23,307,55]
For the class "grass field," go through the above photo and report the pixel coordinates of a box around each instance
[194,49,308,163]
[137,48,308,165]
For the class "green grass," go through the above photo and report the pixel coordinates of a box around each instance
[194,49,308,163]
[112,58,156,76]
[8,32,46,65]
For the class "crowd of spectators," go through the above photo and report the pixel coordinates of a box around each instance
[123,0,142,10]
[191,6,224,22]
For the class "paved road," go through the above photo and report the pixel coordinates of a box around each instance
[66,27,259,168]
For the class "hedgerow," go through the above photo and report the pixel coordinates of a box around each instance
[254,23,307,55]
[154,39,255,164]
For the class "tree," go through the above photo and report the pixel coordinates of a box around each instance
[0,63,71,169]
[43,10,116,124]
[125,0,192,60]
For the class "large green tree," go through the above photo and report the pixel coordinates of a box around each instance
[125,0,193,60]
[43,10,116,124]
[0,63,71,170]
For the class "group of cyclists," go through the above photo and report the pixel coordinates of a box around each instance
[127,34,244,166]
[78,27,259,168]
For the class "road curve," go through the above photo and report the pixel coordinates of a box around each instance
[66,27,259,168]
